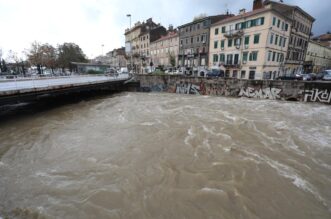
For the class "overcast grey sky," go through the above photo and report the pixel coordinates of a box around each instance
[0,0,330,60]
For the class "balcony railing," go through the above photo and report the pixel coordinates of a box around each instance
[224,30,244,38]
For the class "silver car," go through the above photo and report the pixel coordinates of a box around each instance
[322,70,331,81]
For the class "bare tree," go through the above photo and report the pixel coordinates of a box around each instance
[27,41,43,74]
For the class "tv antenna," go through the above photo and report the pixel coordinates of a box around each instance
[225,3,229,15]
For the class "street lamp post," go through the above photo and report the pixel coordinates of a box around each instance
[127,14,133,73]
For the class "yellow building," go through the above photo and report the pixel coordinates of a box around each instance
[209,6,291,79]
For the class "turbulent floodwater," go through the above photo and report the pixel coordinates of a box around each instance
[0,92,331,219]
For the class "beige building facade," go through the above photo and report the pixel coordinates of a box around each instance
[305,41,331,73]
[150,31,179,67]
[263,0,315,75]
[209,6,291,80]
[124,18,166,73]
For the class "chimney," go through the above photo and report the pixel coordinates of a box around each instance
[168,25,174,31]
[253,0,263,10]
[239,9,246,15]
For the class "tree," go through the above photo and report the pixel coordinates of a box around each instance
[26,41,43,74]
[57,43,87,72]
[1,59,8,72]
[40,44,57,74]
[169,53,176,67]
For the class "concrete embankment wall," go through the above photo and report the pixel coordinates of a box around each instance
[134,75,331,104]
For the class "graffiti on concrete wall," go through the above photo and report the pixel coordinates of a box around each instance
[175,82,202,95]
[239,87,282,100]
[303,89,331,103]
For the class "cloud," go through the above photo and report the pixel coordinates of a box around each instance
[0,0,329,60]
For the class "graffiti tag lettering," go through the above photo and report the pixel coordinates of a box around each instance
[304,89,331,103]
[176,83,201,95]
[239,87,281,100]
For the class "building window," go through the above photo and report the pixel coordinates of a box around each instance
[191,37,194,44]
[285,23,289,31]
[268,50,272,61]
[270,33,274,44]
[249,71,255,80]
[228,39,233,47]
[273,17,276,26]
[277,19,281,28]
[254,34,260,44]
[226,54,233,65]
[244,36,250,45]
[279,37,282,47]
[241,71,246,79]
[180,40,183,45]
[215,28,219,35]
[235,38,241,47]
[256,17,265,26]
[243,52,248,62]
[213,54,219,62]
[233,70,238,78]
[234,54,239,65]
[249,51,258,61]
[197,23,200,29]
[222,26,226,33]
[214,41,218,49]
[219,53,225,62]
[272,52,276,61]
[275,35,279,45]
[221,40,225,48]
[197,36,200,42]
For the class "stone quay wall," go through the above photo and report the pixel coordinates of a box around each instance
[133,75,331,104]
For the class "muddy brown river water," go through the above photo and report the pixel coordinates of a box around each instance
[0,92,330,219]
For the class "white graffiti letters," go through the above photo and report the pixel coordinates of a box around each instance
[239,87,281,100]
[176,83,201,95]
[304,89,331,103]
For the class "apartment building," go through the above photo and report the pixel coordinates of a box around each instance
[209,4,291,79]
[150,29,179,68]
[108,47,127,69]
[304,40,331,73]
[124,18,166,73]
[178,14,232,69]
[312,33,331,48]
[263,0,315,75]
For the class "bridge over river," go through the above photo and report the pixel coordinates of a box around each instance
[0,75,135,105]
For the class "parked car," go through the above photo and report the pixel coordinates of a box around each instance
[302,73,316,81]
[276,74,302,80]
[316,71,325,80]
[322,70,331,81]
[206,69,225,78]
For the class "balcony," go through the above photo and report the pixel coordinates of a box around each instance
[223,64,241,69]
[224,30,244,38]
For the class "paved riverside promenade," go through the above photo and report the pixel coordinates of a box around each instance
[0,74,132,105]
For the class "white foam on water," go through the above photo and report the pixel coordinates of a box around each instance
[140,122,155,126]
[200,187,225,194]
[184,126,195,146]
